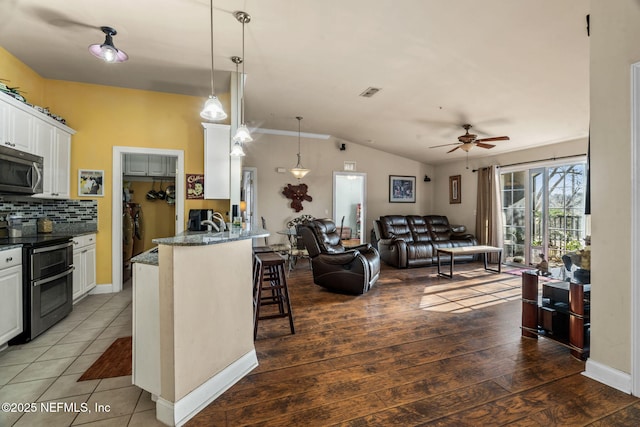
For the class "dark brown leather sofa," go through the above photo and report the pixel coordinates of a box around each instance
[300,218,380,294]
[372,215,478,268]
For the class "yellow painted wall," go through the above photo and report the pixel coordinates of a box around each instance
[0,46,231,286]
[0,46,45,106]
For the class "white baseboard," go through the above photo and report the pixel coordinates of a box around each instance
[583,359,632,394]
[89,283,114,295]
[155,349,259,427]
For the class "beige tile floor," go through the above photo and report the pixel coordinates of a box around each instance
[0,283,165,427]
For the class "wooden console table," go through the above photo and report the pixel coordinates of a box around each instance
[521,270,590,360]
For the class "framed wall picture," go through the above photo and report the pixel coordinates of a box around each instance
[78,169,104,197]
[449,175,461,204]
[389,175,416,203]
[186,174,205,199]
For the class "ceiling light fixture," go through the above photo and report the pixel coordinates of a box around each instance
[200,0,227,121]
[88,26,128,63]
[230,56,246,157]
[232,11,252,143]
[290,116,310,180]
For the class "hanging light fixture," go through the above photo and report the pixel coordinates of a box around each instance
[290,116,310,179]
[232,11,252,143]
[230,56,246,157]
[200,0,227,121]
[88,26,128,63]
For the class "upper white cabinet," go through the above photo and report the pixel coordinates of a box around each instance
[33,121,72,199]
[1,94,75,199]
[203,123,231,199]
[124,154,176,178]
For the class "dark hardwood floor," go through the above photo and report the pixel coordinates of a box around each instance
[187,262,640,426]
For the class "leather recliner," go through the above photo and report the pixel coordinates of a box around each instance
[300,218,381,295]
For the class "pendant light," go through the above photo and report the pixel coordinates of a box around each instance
[200,0,227,121]
[230,56,246,157]
[290,116,310,179]
[232,11,252,143]
[89,26,128,63]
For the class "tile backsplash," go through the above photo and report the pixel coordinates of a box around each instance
[0,198,97,228]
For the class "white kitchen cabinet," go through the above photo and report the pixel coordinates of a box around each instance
[203,123,231,199]
[33,121,72,199]
[124,154,175,178]
[165,156,177,177]
[72,234,97,301]
[6,106,33,153]
[1,93,75,198]
[0,248,23,347]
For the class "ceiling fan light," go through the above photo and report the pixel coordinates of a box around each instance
[290,167,310,179]
[233,124,253,143]
[460,143,473,152]
[200,95,228,121]
[230,141,246,157]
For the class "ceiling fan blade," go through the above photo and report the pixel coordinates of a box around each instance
[476,136,510,143]
[447,146,461,153]
[429,142,460,149]
[475,142,496,149]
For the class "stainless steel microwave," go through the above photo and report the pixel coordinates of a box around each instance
[0,145,43,195]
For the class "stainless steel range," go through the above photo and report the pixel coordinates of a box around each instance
[3,234,74,343]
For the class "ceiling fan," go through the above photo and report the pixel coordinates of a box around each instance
[430,124,510,153]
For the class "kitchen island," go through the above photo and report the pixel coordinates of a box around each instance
[131,228,268,427]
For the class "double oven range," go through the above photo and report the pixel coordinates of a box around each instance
[2,234,74,343]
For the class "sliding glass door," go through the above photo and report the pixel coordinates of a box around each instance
[501,160,587,268]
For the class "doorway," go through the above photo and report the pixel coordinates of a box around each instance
[111,147,185,293]
[333,172,366,244]
[501,160,587,269]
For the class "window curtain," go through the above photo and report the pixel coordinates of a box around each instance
[475,165,503,262]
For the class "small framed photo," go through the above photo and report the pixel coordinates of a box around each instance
[449,175,461,204]
[389,175,416,203]
[78,169,104,197]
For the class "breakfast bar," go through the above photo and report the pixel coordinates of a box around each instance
[131,228,268,427]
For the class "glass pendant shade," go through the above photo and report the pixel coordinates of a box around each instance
[290,166,310,179]
[230,141,246,157]
[460,143,473,152]
[232,124,253,143]
[200,95,228,121]
[89,27,128,63]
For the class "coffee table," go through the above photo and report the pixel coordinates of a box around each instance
[437,245,503,278]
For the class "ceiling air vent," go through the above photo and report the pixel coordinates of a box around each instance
[359,87,381,98]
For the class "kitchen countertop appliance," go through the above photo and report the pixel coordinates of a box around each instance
[4,234,74,343]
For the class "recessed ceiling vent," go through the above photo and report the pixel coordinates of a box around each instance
[359,87,381,98]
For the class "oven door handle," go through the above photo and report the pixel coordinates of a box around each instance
[32,266,74,287]
[31,241,73,254]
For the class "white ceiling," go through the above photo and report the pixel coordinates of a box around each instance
[0,0,590,164]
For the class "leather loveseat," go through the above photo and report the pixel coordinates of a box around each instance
[372,215,478,268]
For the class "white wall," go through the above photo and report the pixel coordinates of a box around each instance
[433,138,588,234]
[588,0,640,376]
[243,134,434,243]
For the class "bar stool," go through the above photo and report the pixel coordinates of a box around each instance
[253,252,295,340]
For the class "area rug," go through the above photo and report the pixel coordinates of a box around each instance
[78,336,132,381]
